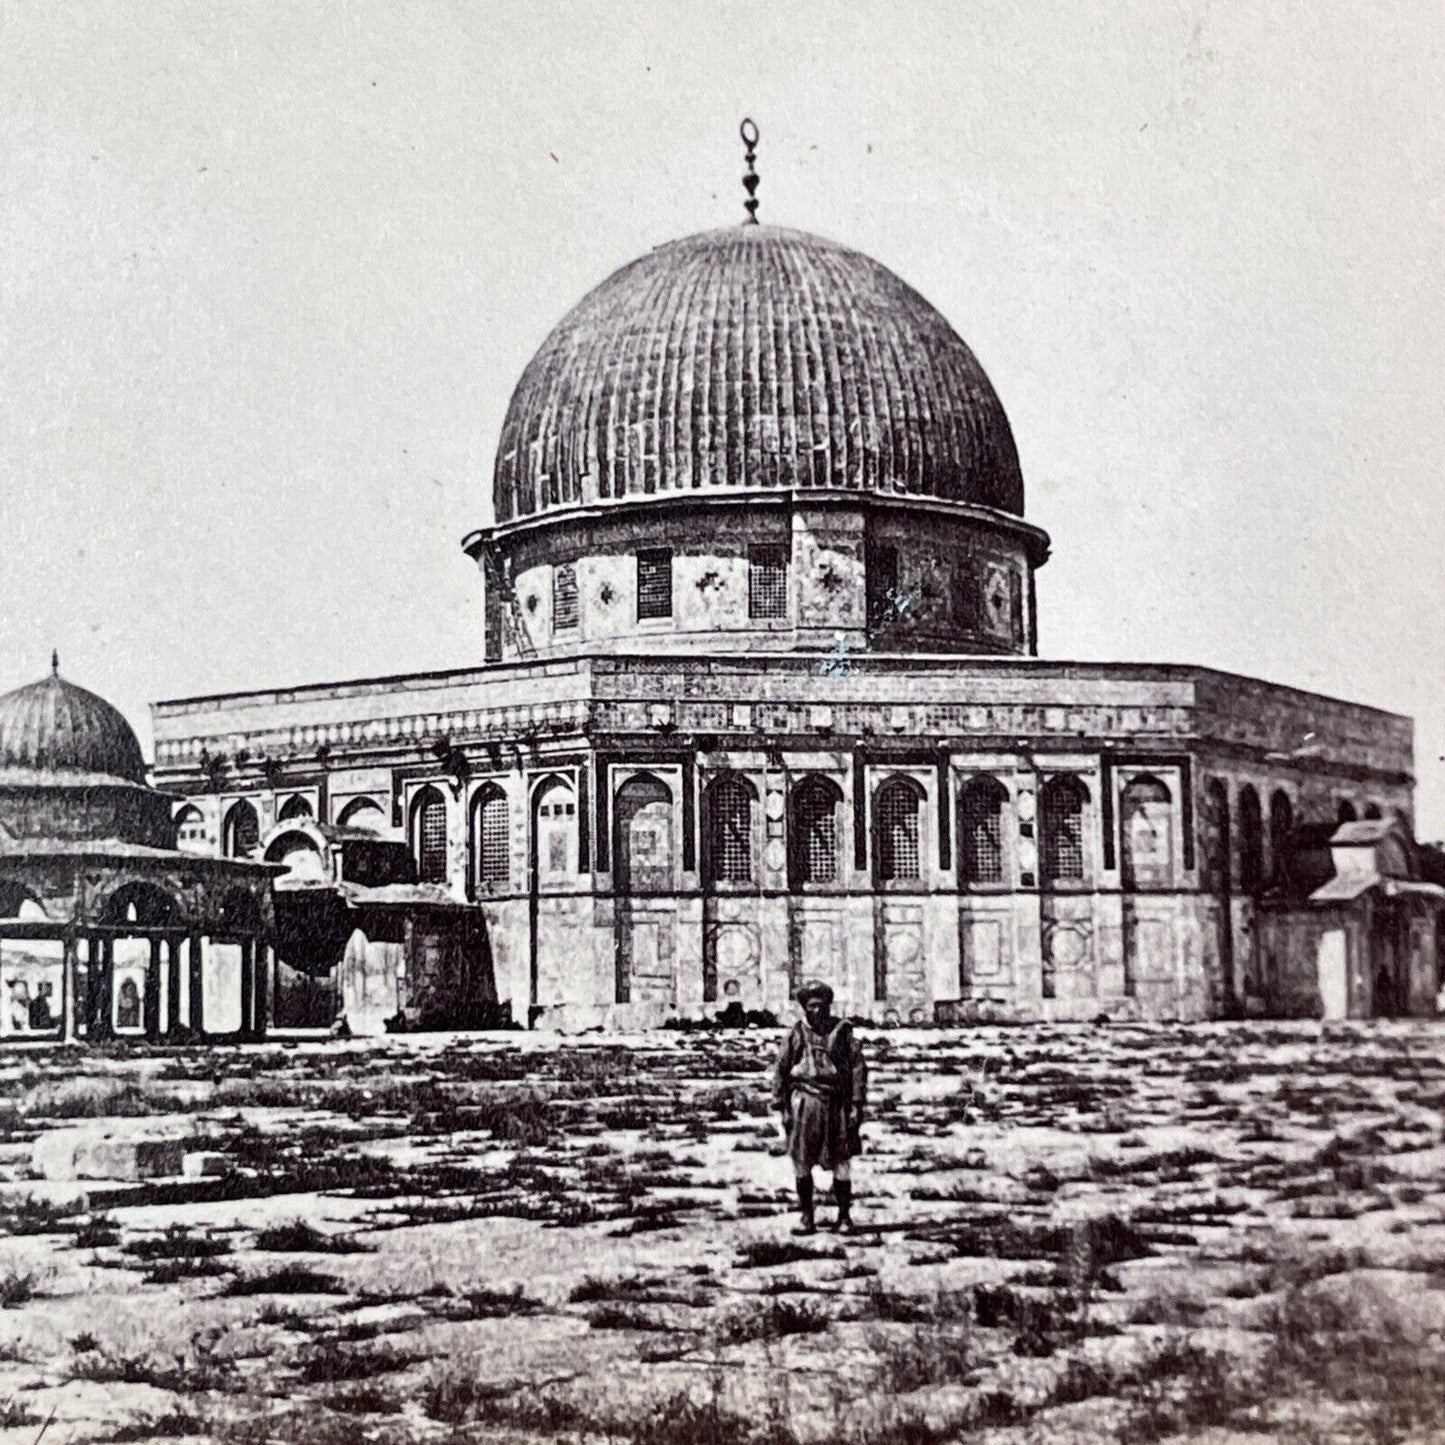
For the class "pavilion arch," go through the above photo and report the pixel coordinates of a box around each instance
[223,799,260,860]
[409,785,449,885]
[613,772,673,896]
[470,782,511,889]
[262,827,329,883]
[702,771,757,887]
[0,882,46,919]
[174,804,208,854]
[958,775,1009,886]
[1238,785,1264,894]
[788,774,844,890]
[1120,773,1174,890]
[337,796,387,832]
[532,774,579,882]
[1040,774,1090,886]
[277,794,313,822]
[1269,789,1295,887]
[873,774,925,884]
[98,880,186,928]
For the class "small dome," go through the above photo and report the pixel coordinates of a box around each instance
[0,664,147,785]
[494,225,1023,527]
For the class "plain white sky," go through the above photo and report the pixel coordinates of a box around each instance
[2,1,1442,828]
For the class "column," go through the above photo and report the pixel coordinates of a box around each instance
[188,933,205,1038]
[238,940,255,1040]
[143,938,162,1041]
[166,940,183,1041]
[61,935,77,1043]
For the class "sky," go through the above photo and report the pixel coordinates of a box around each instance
[2,1,1443,829]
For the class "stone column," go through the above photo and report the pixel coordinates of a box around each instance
[166,940,183,1041]
[188,933,206,1038]
[143,938,162,1041]
[238,940,255,1040]
[61,934,78,1043]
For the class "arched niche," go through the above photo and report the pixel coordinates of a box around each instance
[613,773,673,896]
[1121,773,1173,890]
[410,785,449,885]
[470,783,511,889]
[702,772,757,887]
[263,828,328,882]
[533,775,578,883]
[958,775,1008,886]
[337,796,387,832]
[223,800,260,860]
[278,794,314,822]
[174,805,209,856]
[1040,775,1090,886]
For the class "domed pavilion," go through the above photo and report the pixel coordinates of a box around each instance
[149,162,1438,1028]
[0,656,275,1043]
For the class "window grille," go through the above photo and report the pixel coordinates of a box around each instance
[960,778,1006,884]
[707,776,754,883]
[552,564,578,631]
[1041,777,1087,883]
[749,544,788,620]
[793,782,838,884]
[416,790,448,883]
[636,549,673,620]
[226,802,259,859]
[875,780,922,882]
[476,789,509,885]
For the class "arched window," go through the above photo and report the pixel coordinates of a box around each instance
[101,882,182,927]
[1268,790,1294,888]
[1203,778,1231,894]
[223,800,260,860]
[1238,786,1263,894]
[337,796,386,832]
[789,776,843,888]
[174,805,208,855]
[534,777,578,882]
[1121,774,1174,890]
[874,776,924,883]
[411,786,449,885]
[470,784,510,888]
[614,774,673,896]
[704,773,756,886]
[278,794,313,822]
[1337,800,1358,825]
[1040,775,1089,885]
[959,776,1008,886]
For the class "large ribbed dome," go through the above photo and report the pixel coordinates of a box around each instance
[0,666,147,786]
[493,225,1024,526]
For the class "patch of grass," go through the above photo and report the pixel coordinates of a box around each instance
[0,1194,74,1235]
[144,1256,231,1285]
[70,1331,100,1353]
[253,1219,373,1254]
[74,1212,121,1249]
[734,1239,846,1270]
[868,1325,975,1393]
[863,1284,971,1324]
[321,1383,402,1415]
[715,1299,830,1345]
[586,1303,677,1332]
[0,1267,43,1308]
[125,1225,231,1261]
[297,1339,424,1385]
[0,1397,41,1429]
[222,1266,347,1297]
[445,1285,546,1318]
[103,1409,207,1441]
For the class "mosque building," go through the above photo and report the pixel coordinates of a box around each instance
[138,134,1440,1034]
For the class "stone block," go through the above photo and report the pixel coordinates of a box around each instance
[32,1127,185,1182]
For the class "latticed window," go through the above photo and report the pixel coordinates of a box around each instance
[474,787,510,885]
[1040,776,1088,883]
[791,779,840,885]
[552,563,578,631]
[225,801,259,859]
[748,544,788,620]
[636,548,673,620]
[706,775,754,884]
[414,788,448,884]
[960,777,1007,884]
[875,779,922,882]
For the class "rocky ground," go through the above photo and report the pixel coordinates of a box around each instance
[0,1021,1443,1444]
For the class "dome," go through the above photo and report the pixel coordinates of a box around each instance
[493,225,1024,528]
[0,663,148,786]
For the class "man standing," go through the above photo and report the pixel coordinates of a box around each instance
[772,980,868,1234]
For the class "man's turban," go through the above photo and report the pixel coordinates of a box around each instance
[796,980,834,1006]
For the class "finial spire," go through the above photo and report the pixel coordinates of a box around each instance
[740,118,760,224]
[50,649,59,677]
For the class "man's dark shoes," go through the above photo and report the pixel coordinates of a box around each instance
[831,1179,853,1234]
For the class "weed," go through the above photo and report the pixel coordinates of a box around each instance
[74,1213,120,1249]
[715,1299,829,1345]
[144,1256,230,1285]
[223,1266,347,1296]
[735,1239,846,1269]
[125,1225,231,1261]
[297,1339,424,1384]
[70,1332,100,1353]
[0,1397,40,1429]
[253,1219,373,1254]
[0,1267,42,1308]
[103,1409,206,1441]
[322,1383,402,1415]
[868,1325,974,1393]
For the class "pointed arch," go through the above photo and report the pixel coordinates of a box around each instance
[1121,773,1173,889]
[958,775,1008,886]
[703,772,757,886]
[788,775,843,889]
[1040,775,1089,885]
[278,794,313,822]
[337,796,386,832]
[410,785,449,885]
[174,804,208,854]
[470,782,511,889]
[1269,789,1295,887]
[533,774,578,882]
[223,800,260,860]
[873,775,925,884]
